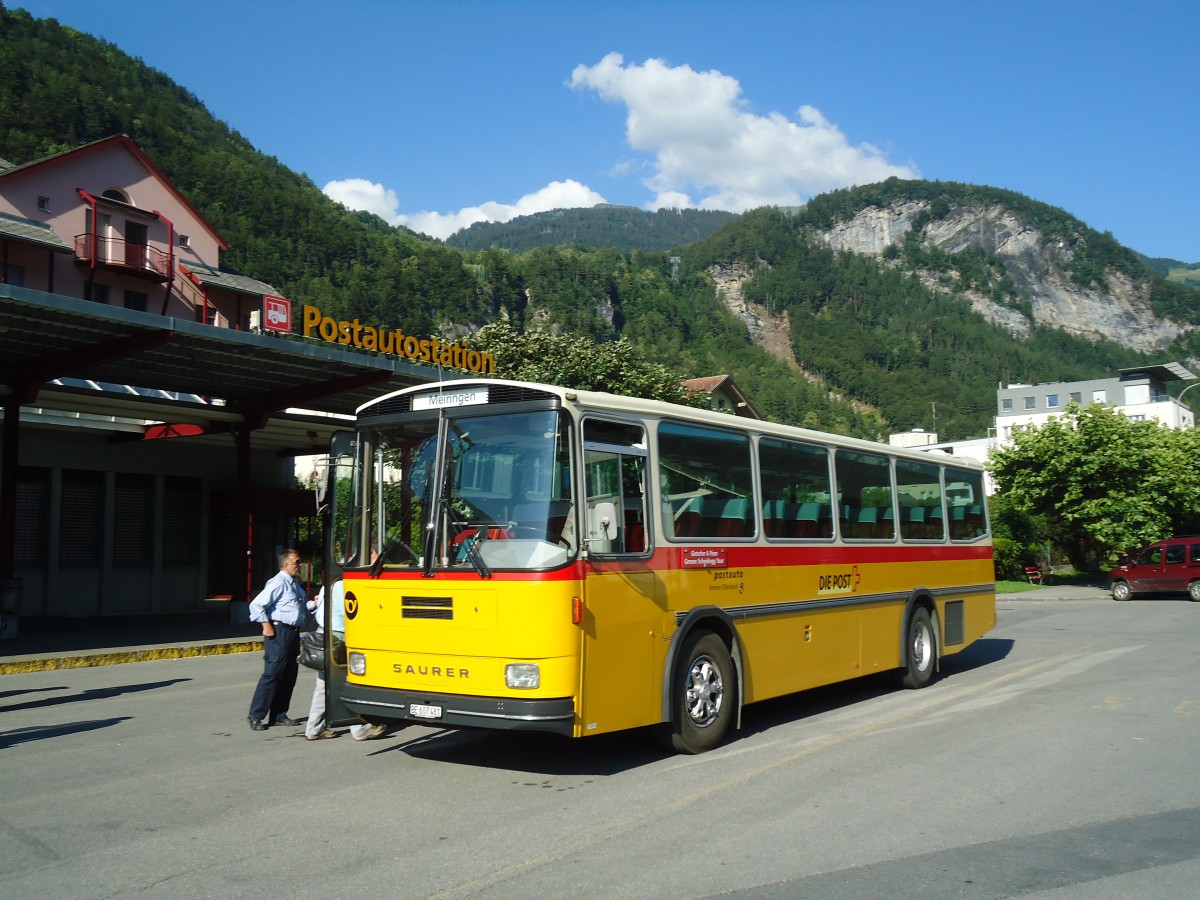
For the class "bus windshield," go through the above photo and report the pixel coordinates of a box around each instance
[346,408,575,574]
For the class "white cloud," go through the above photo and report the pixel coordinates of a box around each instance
[322,178,401,220]
[570,52,919,212]
[323,178,605,241]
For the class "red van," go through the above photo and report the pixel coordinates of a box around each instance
[1108,538,1200,602]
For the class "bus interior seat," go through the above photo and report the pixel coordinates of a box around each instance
[856,507,879,538]
[878,506,895,539]
[716,498,751,537]
[787,502,814,538]
[762,499,789,537]
[674,496,703,537]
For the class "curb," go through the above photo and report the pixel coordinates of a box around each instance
[0,639,262,675]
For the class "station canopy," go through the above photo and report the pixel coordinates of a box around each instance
[1,286,444,456]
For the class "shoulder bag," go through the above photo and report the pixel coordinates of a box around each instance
[298,630,325,670]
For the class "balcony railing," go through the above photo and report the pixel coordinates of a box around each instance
[74,234,170,281]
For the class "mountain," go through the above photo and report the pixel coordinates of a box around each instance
[3,5,1199,443]
[446,206,738,253]
[672,182,1200,439]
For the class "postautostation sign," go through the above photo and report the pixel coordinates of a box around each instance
[301,304,495,374]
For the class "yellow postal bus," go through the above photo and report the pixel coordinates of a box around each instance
[327,379,994,753]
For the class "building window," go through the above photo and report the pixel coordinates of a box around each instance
[3,263,25,286]
[113,473,154,568]
[15,467,50,569]
[125,290,148,312]
[1047,393,1059,408]
[60,470,104,569]
[1024,396,1036,410]
[1069,392,1082,404]
[37,195,50,212]
[178,234,190,248]
[163,477,201,565]
[84,283,110,304]
[1127,414,1146,422]
[1093,390,1106,404]
[1001,399,1013,412]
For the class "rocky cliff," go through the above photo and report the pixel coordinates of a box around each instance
[814,201,1190,354]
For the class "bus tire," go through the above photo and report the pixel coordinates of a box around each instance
[900,606,936,690]
[664,630,735,754]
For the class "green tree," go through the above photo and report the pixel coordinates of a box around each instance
[469,322,705,407]
[988,405,1200,569]
[986,492,1052,579]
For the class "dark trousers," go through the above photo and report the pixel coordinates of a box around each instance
[248,623,300,722]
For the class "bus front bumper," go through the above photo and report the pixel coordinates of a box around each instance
[341,684,577,737]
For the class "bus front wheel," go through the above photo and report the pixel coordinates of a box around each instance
[900,607,936,690]
[664,630,735,754]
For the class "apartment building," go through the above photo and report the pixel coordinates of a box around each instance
[995,364,1195,440]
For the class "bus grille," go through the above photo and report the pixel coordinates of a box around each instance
[401,596,453,620]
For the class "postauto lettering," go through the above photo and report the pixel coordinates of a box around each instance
[301,305,495,374]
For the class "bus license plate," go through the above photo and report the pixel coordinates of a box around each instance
[410,703,442,719]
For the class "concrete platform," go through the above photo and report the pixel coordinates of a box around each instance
[0,610,262,674]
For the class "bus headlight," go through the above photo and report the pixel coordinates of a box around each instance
[349,652,366,676]
[505,663,540,689]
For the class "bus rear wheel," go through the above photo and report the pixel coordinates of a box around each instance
[900,607,936,689]
[664,630,735,754]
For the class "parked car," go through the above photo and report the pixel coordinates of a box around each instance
[1108,537,1200,601]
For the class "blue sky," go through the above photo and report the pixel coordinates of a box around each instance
[16,1,1199,260]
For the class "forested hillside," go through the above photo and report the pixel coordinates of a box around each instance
[447,206,737,252]
[3,4,1197,442]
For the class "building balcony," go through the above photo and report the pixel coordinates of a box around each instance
[74,234,170,282]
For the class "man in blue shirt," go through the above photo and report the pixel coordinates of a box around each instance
[247,549,309,731]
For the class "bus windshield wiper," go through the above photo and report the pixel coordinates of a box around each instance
[464,528,492,579]
[369,537,419,579]
[439,496,491,579]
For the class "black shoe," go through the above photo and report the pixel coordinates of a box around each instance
[271,714,302,727]
[248,718,267,731]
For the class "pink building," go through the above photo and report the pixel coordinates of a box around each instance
[1,134,274,328]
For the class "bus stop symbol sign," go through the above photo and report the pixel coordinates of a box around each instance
[263,295,292,333]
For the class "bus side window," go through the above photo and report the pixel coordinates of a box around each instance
[658,421,755,541]
[833,449,895,541]
[758,437,832,541]
[896,457,943,542]
[583,419,648,555]
[945,467,987,541]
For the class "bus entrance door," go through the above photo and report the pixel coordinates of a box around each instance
[578,429,661,736]
[581,561,660,736]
